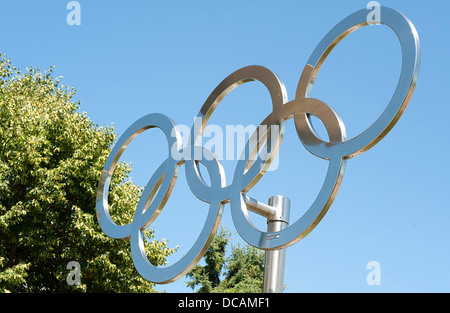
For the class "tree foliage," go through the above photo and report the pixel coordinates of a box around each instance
[186,227,265,293]
[0,54,176,292]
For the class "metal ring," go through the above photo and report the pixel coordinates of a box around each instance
[186,65,288,198]
[96,113,225,284]
[96,6,420,282]
[96,113,181,240]
[229,6,420,250]
[295,6,420,160]
[230,97,346,250]
[130,146,225,284]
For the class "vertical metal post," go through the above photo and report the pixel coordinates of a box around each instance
[263,195,290,293]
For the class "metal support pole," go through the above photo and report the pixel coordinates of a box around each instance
[263,195,290,293]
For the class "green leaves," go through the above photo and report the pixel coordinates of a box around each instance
[0,54,175,292]
[186,226,265,293]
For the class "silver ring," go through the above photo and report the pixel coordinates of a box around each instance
[97,114,225,284]
[96,6,420,283]
[230,6,420,250]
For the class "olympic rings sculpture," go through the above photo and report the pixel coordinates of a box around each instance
[96,6,420,284]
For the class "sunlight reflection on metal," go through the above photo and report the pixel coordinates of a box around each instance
[96,6,420,288]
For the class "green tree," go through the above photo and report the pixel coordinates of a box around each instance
[186,227,265,293]
[0,54,176,292]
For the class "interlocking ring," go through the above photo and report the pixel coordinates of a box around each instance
[96,6,420,284]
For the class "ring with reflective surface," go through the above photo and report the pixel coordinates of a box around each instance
[96,6,420,283]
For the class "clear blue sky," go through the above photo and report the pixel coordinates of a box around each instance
[1,0,449,292]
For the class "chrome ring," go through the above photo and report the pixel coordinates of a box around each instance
[96,6,420,282]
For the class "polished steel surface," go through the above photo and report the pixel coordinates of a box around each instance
[244,194,278,219]
[263,196,290,293]
[230,5,420,251]
[96,113,225,284]
[96,6,420,286]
